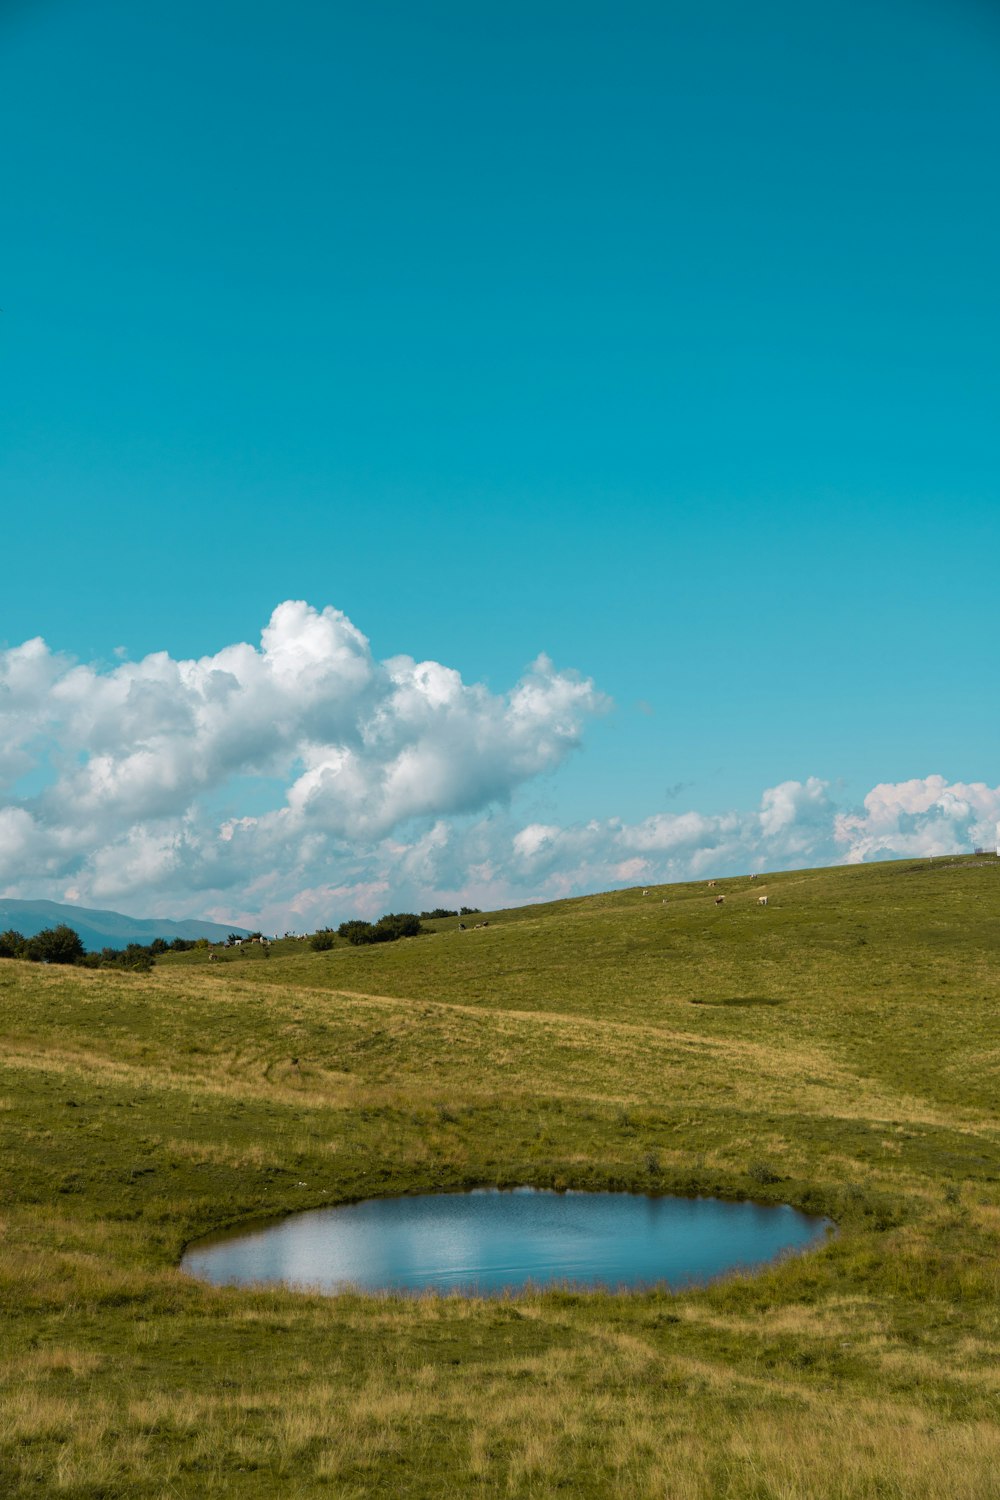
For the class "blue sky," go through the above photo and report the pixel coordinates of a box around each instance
[1,1,998,923]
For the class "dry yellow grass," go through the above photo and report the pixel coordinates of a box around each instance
[1,856,999,1495]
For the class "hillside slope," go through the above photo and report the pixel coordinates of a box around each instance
[1,853,998,1498]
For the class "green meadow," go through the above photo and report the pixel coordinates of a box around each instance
[1,855,998,1498]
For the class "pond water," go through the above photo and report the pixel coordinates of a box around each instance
[181,1188,832,1296]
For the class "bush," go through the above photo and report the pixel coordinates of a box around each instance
[117,943,155,972]
[311,929,336,951]
[337,913,425,946]
[81,942,158,972]
[25,925,85,965]
[373,912,423,941]
[0,929,26,959]
[420,908,458,920]
[338,919,377,946]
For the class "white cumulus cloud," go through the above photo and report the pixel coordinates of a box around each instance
[0,603,995,931]
[834,775,1000,863]
[0,601,605,918]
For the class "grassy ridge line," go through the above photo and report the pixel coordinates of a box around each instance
[165,854,1000,1111]
[1,855,999,1497]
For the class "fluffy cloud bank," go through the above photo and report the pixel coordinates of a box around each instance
[0,601,603,916]
[0,603,995,930]
[497,775,1000,906]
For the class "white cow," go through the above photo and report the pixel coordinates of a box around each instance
[757,895,768,906]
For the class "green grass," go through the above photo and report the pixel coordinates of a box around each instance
[2,855,999,1497]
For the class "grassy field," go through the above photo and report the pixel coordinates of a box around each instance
[1,855,999,1498]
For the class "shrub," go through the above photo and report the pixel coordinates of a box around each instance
[337,913,425,946]
[311,929,336,951]
[0,929,26,959]
[25,925,85,965]
[372,912,423,942]
[82,942,158,972]
[117,944,155,972]
[747,1160,781,1186]
[338,920,377,946]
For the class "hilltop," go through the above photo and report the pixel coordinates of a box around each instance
[0,896,250,952]
[1,853,998,1498]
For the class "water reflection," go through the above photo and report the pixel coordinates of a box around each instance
[182,1188,832,1296]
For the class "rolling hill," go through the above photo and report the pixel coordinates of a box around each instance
[1,852,998,1497]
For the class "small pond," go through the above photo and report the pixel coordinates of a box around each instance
[182,1188,833,1296]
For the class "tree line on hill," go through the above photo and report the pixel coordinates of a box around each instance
[311,912,421,949]
[340,912,423,945]
[1,905,490,967]
[419,906,481,919]
[310,905,484,950]
[0,926,203,970]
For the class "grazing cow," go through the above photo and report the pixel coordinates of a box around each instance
[209,952,217,962]
[458,923,466,930]
[750,874,757,881]
[707,880,717,888]
[714,895,725,905]
[757,895,768,906]
[642,889,649,895]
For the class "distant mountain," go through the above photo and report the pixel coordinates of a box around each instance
[0,899,251,953]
